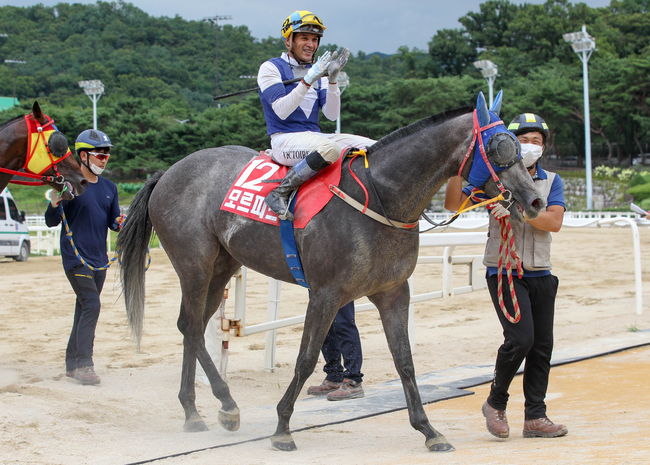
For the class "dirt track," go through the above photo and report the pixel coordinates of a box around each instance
[1,226,649,464]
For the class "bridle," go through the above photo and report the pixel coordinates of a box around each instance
[0,113,73,186]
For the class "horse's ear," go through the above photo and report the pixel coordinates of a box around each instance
[489,90,503,116]
[476,92,490,127]
[32,101,42,119]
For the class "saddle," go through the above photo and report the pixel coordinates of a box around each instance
[220,152,344,229]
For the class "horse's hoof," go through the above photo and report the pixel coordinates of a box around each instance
[425,436,455,452]
[218,407,240,431]
[183,418,209,432]
[271,433,297,451]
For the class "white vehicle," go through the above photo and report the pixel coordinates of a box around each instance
[0,188,30,261]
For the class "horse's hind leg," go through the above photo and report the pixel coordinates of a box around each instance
[195,258,242,431]
[175,254,239,433]
[369,282,454,452]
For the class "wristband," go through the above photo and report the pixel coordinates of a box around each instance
[301,79,311,87]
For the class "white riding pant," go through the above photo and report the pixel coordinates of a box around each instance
[269,131,376,166]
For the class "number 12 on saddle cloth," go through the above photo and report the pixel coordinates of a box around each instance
[220,152,343,228]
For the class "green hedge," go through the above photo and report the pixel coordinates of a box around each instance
[627,183,650,202]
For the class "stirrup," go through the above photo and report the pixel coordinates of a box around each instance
[277,191,297,221]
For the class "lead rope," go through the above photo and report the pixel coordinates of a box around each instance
[460,110,523,324]
[58,206,150,272]
[495,212,523,323]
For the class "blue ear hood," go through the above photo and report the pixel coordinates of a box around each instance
[466,91,519,187]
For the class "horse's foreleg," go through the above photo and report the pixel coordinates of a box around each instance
[271,295,340,451]
[370,283,454,452]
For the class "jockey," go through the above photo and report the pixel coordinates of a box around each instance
[257,9,375,221]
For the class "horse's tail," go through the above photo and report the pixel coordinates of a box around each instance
[116,171,165,349]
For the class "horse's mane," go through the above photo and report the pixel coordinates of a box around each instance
[368,106,472,154]
[0,114,24,131]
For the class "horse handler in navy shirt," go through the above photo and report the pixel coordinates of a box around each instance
[45,129,122,386]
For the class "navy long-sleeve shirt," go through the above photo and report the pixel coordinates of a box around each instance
[45,177,120,271]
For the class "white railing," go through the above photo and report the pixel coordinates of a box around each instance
[211,214,647,372]
[226,230,488,372]
[25,215,113,256]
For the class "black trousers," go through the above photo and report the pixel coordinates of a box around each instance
[321,301,364,384]
[486,273,559,420]
[64,265,106,371]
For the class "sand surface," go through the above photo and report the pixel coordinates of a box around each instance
[1,225,649,464]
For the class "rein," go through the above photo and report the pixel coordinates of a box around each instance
[329,149,419,230]
[332,109,511,232]
[0,114,72,186]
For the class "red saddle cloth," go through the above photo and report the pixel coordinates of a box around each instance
[220,152,343,229]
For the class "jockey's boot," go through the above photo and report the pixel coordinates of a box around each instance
[265,151,330,221]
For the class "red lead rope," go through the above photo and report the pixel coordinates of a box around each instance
[495,215,523,323]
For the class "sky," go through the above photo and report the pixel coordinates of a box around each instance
[1,0,612,54]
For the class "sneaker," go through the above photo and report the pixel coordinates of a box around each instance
[65,369,75,378]
[482,401,509,438]
[74,366,101,385]
[523,416,568,438]
[326,378,364,401]
[307,379,342,396]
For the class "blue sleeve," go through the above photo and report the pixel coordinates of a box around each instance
[108,183,121,231]
[547,174,565,209]
[260,82,287,105]
[318,85,327,108]
[461,184,489,204]
[44,203,61,227]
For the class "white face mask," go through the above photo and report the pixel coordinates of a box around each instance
[89,163,104,176]
[520,143,543,168]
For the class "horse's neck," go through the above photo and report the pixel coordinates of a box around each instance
[368,114,473,221]
[0,119,27,171]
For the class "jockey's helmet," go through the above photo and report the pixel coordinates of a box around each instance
[507,113,549,142]
[75,129,113,154]
[281,10,326,39]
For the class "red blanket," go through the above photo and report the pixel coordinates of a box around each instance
[220,152,343,229]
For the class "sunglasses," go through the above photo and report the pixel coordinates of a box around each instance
[87,151,111,161]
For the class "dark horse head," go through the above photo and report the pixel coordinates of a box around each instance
[0,101,87,199]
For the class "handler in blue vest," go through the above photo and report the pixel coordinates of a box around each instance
[445,113,568,439]
[45,129,122,386]
[257,10,371,400]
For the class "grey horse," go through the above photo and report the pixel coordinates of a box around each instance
[117,92,544,452]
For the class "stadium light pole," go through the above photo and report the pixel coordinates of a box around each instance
[335,71,349,134]
[473,60,498,106]
[78,80,104,130]
[563,25,596,210]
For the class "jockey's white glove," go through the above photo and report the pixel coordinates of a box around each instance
[303,51,332,86]
[49,189,62,207]
[327,48,350,84]
[489,202,510,220]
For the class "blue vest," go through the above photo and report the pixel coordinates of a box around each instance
[259,57,327,136]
